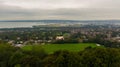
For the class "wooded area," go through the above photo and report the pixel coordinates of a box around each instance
[0,44,120,67]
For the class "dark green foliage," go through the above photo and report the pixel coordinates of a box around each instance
[20,55,42,67]
[9,51,24,67]
[0,44,17,67]
[43,50,81,67]
[79,48,120,67]
[0,44,120,67]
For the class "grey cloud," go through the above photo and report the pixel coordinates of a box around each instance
[0,0,120,20]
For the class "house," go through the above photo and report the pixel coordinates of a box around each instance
[56,36,64,40]
[15,44,23,47]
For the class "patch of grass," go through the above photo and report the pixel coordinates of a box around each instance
[22,43,99,54]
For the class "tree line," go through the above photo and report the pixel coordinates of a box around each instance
[0,44,120,67]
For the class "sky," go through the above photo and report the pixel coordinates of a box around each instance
[0,0,120,20]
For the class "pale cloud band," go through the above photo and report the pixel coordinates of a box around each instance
[0,0,120,20]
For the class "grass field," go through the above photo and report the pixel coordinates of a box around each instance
[22,43,99,53]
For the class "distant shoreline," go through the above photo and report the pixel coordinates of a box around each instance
[0,20,120,22]
[0,20,120,28]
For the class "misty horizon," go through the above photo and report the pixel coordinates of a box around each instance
[0,20,120,28]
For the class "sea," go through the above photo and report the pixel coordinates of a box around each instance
[0,20,120,28]
[0,22,46,28]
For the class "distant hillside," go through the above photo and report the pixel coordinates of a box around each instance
[0,20,80,23]
[0,20,120,22]
[0,20,120,24]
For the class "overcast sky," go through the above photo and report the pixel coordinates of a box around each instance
[0,0,120,20]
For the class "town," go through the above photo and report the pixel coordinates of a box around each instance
[0,24,120,48]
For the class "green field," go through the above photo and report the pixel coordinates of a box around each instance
[22,43,98,53]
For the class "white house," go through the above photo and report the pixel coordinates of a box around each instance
[56,36,64,40]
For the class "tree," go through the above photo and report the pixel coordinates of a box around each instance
[0,44,16,67]
[79,47,120,67]
[43,50,81,67]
